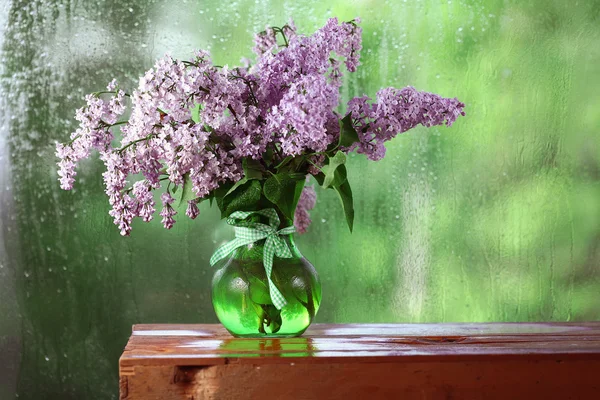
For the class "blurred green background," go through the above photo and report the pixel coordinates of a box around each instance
[1,0,599,398]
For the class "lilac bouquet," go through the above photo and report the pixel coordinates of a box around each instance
[56,18,465,236]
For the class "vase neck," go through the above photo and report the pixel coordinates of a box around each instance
[233,233,302,261]
[283,234,301,257]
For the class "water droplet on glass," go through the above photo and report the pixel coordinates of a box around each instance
[44,356,50,361]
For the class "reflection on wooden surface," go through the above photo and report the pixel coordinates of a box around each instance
[121,322,600,367]
[119,323,600,399]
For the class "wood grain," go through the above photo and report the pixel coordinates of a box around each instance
[119,323,600,399]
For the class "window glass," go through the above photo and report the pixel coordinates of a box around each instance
[1,0,599,398]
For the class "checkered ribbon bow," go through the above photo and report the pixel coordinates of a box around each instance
[210,208,296,310]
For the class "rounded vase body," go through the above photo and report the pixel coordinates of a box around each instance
[211,235,321,337]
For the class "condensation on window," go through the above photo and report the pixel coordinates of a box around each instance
[1,0,599,398]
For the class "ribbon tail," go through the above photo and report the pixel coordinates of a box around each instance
[263,237,288,310]
[210,237,254,266]
[272,236,293,259]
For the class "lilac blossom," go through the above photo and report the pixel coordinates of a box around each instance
[56,17,465,236]
[55,80,127,190]
[254,17,362,156]
[55,143,78,190]
[294,184,317,234]
[347,86,466,160]
[253,27,277,56]
[186,201,200,219]
[100,150,135,235]
[160,192,177,230]
[268,74,339,156]
[131,180,156,222]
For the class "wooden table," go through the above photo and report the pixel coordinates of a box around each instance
[119,323,600,399]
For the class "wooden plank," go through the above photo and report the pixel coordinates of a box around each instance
[121,323,600,367]
[119,323,600,399]
[120,360,600,399]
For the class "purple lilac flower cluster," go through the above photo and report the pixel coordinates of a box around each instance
[347,86,465,160]
[294,183,317,234]
[56,79,126,190]
[56,18,465,236]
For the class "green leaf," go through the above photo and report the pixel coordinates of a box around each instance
[263,173,306,221]
[275,155,294,170]
[225,178,249,197]
[178,173,197,206]
[262,146,275,167]
[213,181,233,211]
[202,193,213,207]
[219,179,263,218]
[248,274,273,305]
[314,165,354,232]
[262,304,282,333]
[332,165,354,232]
[338,113,360,148]
[225,159,264,197]
[321,151,347,189]
[191,103,201,123]
[293,156,312,173]
[242,158,264,180]
[213,182,233,199]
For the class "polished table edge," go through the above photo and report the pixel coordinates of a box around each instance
[129,322,600,337]
[120,322,600,369]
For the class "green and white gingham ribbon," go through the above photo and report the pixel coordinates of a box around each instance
[210,208,295,310]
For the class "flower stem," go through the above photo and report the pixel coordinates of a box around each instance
[106,120,128,127]
[93,90,131,97]
[272,26,289,47]
[117,133,156,154]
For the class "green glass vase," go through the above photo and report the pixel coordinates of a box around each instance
[211,234,321,338]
